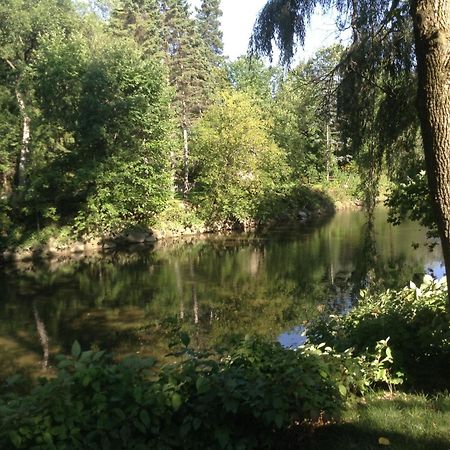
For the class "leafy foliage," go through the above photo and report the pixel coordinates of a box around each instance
[386,170,437,238]
[191,90,290,224]
[0,334,403,450]
[308,276,450,390]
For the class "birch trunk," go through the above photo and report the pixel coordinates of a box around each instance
[15,90,31,187]
[183,126,189,195]
[411,0,450,304]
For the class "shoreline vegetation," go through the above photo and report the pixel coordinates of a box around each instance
[1,185,362,266]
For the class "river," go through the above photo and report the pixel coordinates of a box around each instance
[0,208,443,379]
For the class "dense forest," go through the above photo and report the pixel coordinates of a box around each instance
[0,0,429,253]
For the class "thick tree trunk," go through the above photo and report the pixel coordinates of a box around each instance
[411,0,450,303]
[15,90,31,187]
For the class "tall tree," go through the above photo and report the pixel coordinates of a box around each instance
[196,0,224,63]
[110,0,164,57]
[162,0,210,194]
[251,0,450,302]
[0,0,75,191]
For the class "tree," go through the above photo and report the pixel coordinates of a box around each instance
[110,0,165,57]
[226,55,281,110]
[196,0,224,64]
[251,0,450,302]
[273,45,343,183]
[191,90,290,224]
[0,0,76,191]
[161,0,210,194]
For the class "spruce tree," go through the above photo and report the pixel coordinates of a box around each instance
[162,0,209,194]
[196,0,223,64]
[110,0,164,57]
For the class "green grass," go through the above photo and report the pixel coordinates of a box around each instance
[304,392,450,450]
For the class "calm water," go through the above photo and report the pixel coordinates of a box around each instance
[0,208,443,378]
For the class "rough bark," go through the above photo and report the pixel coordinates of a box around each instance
[411,0,450,304]
[15,90,31,187]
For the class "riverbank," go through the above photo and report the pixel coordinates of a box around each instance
[1,182,362,266]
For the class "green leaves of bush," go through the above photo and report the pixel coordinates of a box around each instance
[308,276,450,390]
[0,336,373,450]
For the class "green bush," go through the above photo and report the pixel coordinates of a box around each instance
[0,336,396,450]
[307,276,450,390]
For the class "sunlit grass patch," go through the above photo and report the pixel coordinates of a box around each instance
[306,392,450,450]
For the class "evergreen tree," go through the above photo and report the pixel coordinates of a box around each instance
[110,0,164,57]
[162,0,210,194]
[196,0,223,64]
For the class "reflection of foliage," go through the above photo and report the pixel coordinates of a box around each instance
[0,210,439,378]
[308,276,450,391]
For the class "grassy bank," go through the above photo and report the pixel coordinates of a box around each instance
[305,392,450,450]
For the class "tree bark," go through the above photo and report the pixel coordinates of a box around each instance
[15,90,31,187]
[183,126,189,195]
[411,0,450,304]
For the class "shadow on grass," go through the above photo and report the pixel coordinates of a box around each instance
[297,394,450,450]
[302,423,450,450]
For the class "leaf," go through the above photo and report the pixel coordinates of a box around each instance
[180,332,190,347]
[71,340,81,358]
[378,437,391,446]
[9,431,22,448]
[139,409,150,428]
[215,428,229,448]
[171,393,182,411]
[338,384,347,396]
[196,376,209,394]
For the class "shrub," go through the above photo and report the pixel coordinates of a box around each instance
[0,336,396,450]
[307,276,450,390]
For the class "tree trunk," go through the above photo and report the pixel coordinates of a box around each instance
[15,90,31,187]
[183,126,189,195]
[326,122,331,182]
[411,0,450,304]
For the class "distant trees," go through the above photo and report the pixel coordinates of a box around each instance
[273,45,343,184]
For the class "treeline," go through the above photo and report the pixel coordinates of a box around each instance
[0,0,421,246]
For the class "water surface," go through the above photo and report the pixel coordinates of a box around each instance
[0,208,443,378]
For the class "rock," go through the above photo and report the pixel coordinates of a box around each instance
[144,234,157,243]
[2,250,14,262]
[71,243,85,253]
[103,240,117,250]
[45,246,58,256]
[125,231,147,244]
[84,238,101,251]
[298,210,310,221]
[17,250,33,261]
[152,230,165,240]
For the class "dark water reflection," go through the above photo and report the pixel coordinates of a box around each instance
[0,208,443,378]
